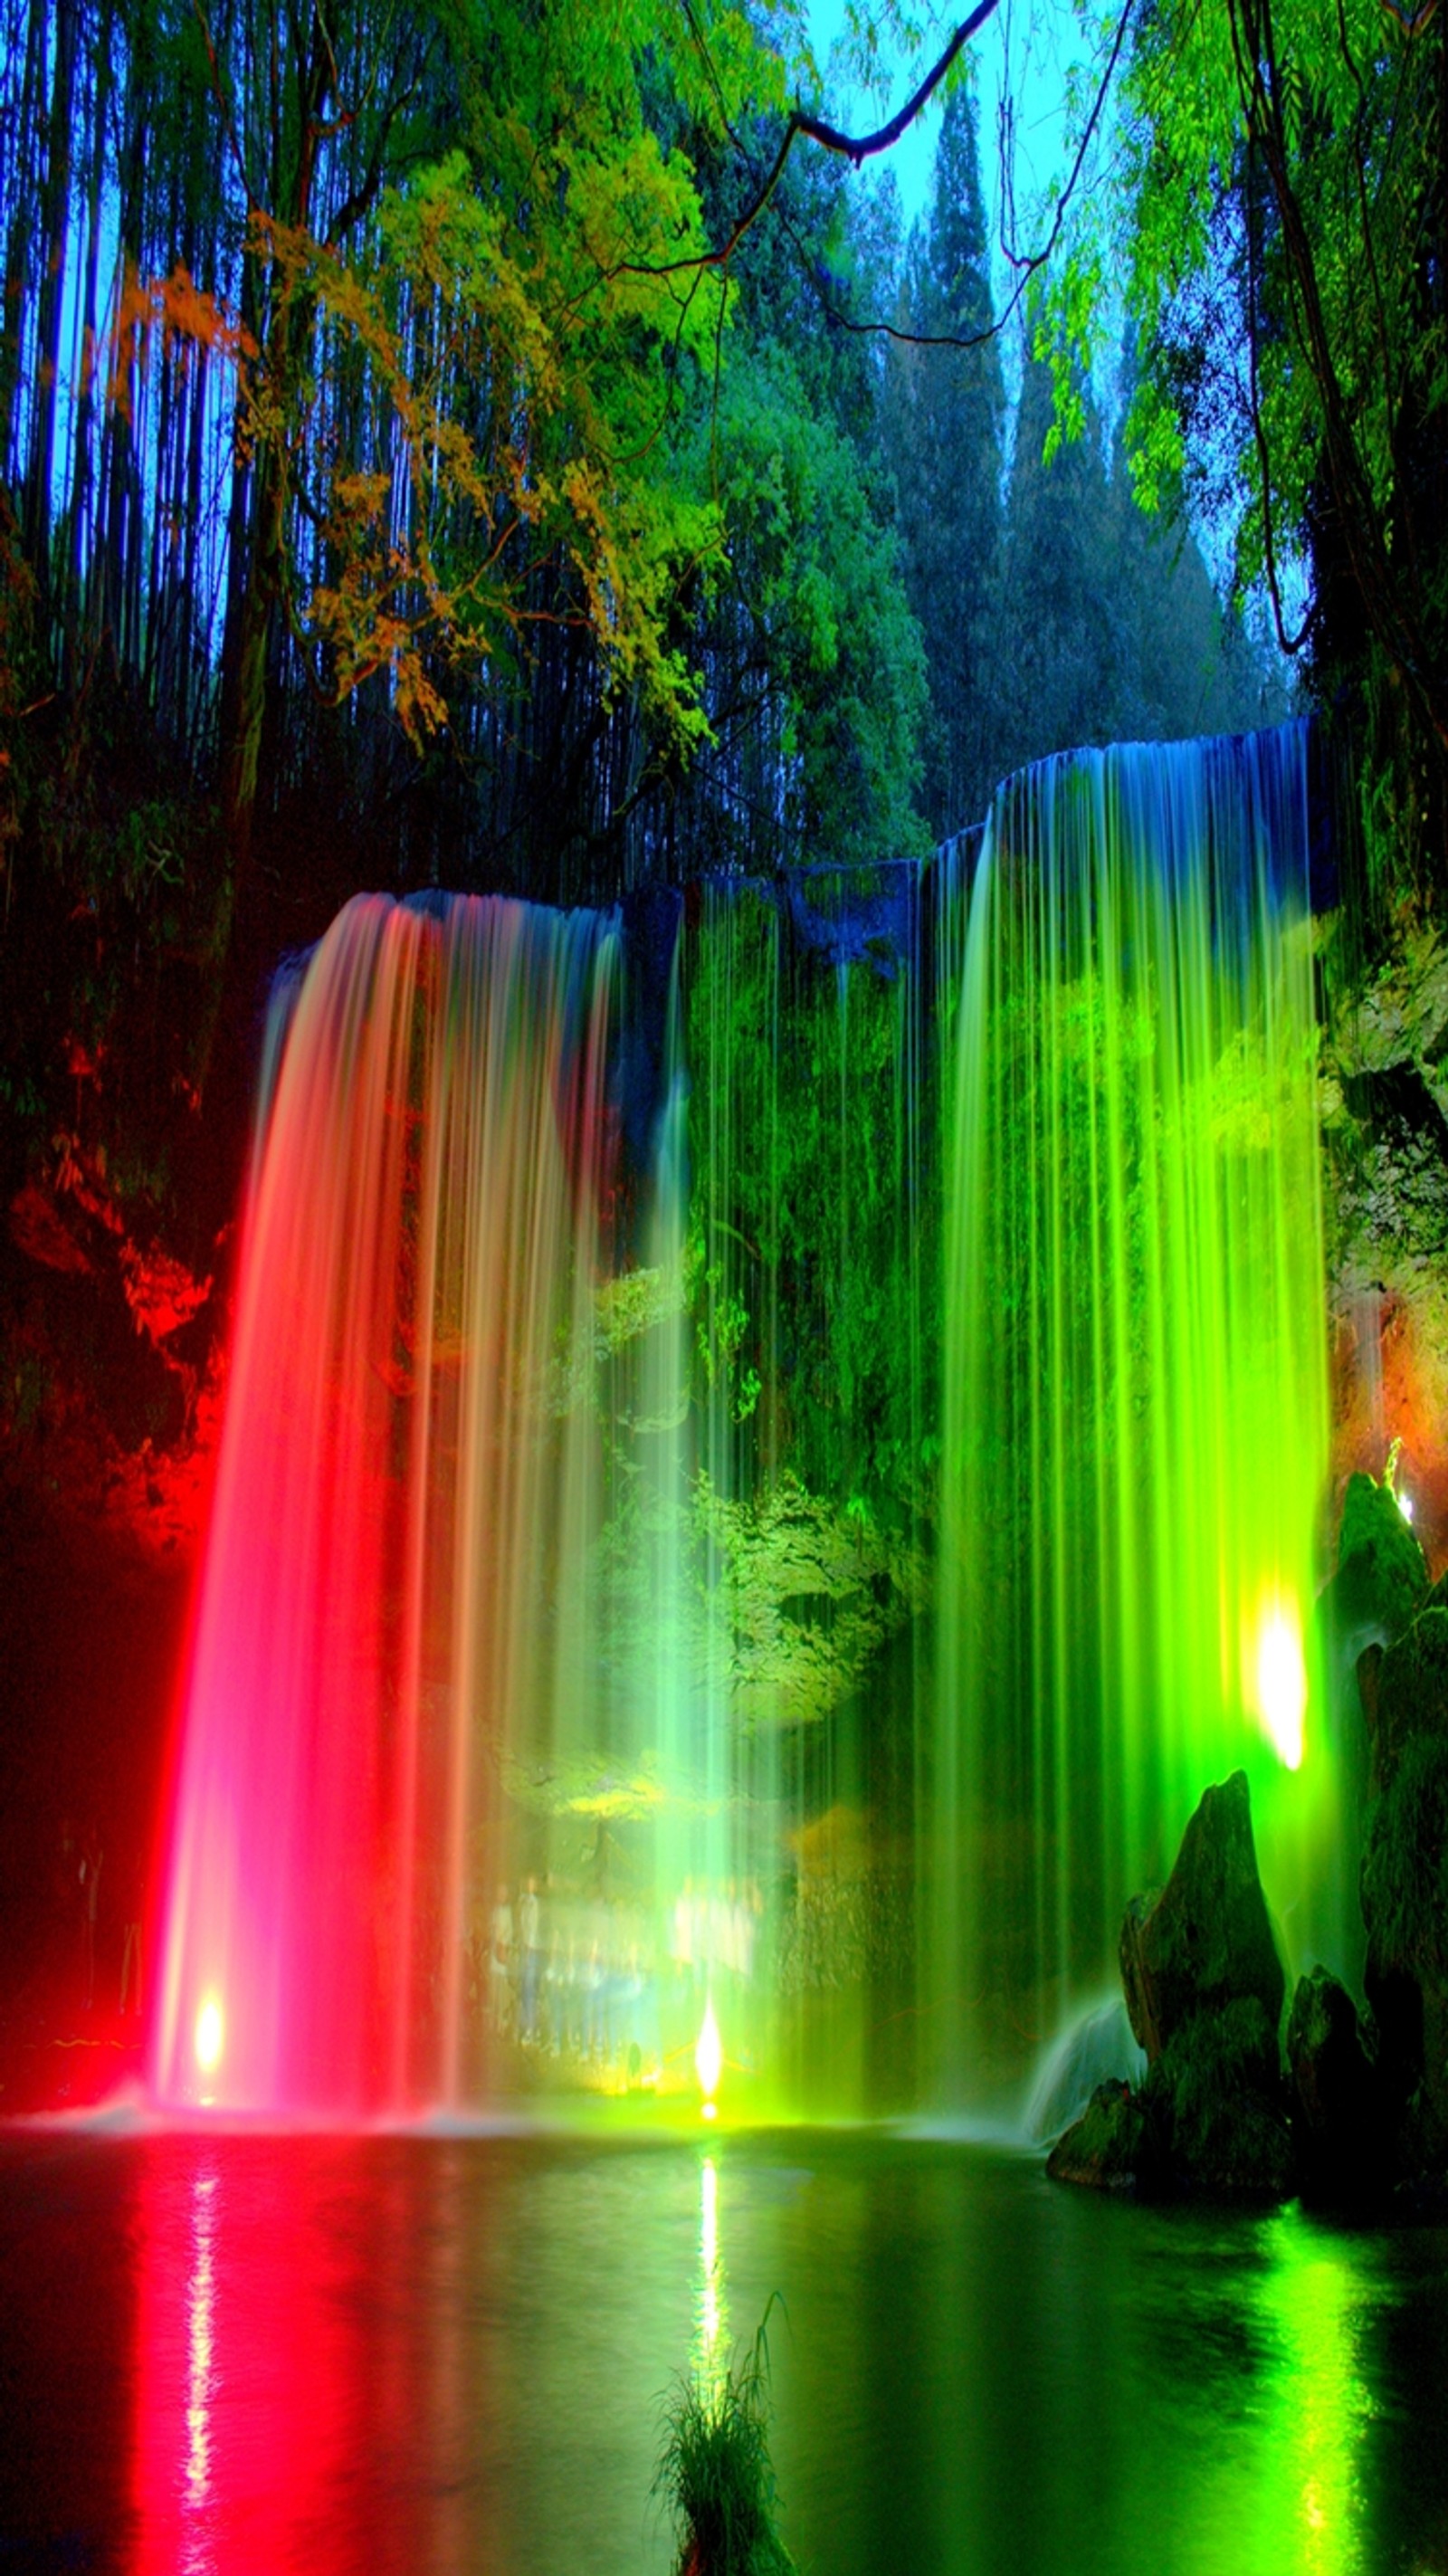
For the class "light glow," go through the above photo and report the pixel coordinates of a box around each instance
[195,1995,224,2075]
[695,1996,722,2106]
[1397,1489,1415,1522]
[699,2155,723,2375]
[1254,1605,1306,1771]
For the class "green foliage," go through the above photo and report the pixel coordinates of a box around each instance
[691,342,929,863]
[991,351,1286,784]
[686,883,939,1521]
[653,2306,797,2576]
[1038,0,1447,896]
[883,85,1005,838]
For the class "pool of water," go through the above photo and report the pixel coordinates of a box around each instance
[0,2123,1445,2573]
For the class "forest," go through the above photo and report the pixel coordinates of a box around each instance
[0,0,1444,2053]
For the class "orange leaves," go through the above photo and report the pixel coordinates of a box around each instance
[108,261,257,420]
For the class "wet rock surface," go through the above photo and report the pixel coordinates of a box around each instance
[1051,1485,1448,2208]
[1340,1503,1448,2180]
[1045,2081,1148,2190]
[1119,1770,1284,2066]
[1319,1469,1429,1655]
[1286,1965,1390,2205]
[1052,1774,1296,2200]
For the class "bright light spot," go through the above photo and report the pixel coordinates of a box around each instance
[1254,1606,1306,1770]
[1397,1489,1415,1522]
[195,1994,224,2075]
[695,1995,722,2106]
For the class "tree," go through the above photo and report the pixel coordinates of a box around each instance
[885,83,1005,838]
[992,346,1282,786]
[1047,0,1447,898]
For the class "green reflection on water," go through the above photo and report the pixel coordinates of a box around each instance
[100,2132,1448,2576]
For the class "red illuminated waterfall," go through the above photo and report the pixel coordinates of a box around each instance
[151,893,619,2113]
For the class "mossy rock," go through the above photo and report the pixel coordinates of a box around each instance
[1361,1730,1448,2149]
[1045,2079,1153,2191]
[1148,1996,1297,2200]
[1119,1772,1283,2063]
[1361,1732,1448,1990]
[1369,1606,1448,1789]
[1325,1470,1429,1647]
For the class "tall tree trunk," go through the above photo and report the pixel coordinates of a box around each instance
[24,0,78,623]
[0,0,46,488]
[66,0,113,686]
[218,4,329,882]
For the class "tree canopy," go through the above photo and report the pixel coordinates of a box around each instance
[1041,0,1446,902]
[3,0,1420,918]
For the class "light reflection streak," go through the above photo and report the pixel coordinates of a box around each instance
[695,2154,727,2396]
[1256,2217,1370,2575]
[184,2170,218,2569]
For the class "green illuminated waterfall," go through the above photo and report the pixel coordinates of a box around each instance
[935,730,1332,2103]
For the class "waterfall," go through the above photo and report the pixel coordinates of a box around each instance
[935,728,1333,2105]
[150,727,1336,2122]
[152,892,621,2112]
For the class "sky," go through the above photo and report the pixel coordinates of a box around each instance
[802,0,1085,242]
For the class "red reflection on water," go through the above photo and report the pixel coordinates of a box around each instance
[129,2147,472,2573]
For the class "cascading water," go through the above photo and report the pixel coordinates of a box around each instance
[153,892,622,2112]
[935,727,1333,2104]
[683,867,936,2111]
[151,725,1338,2123]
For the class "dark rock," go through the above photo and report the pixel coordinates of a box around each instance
[1357,1640,1383,1746]
[1366,1605,1448,1791]
[1148,1997,1297,2201]
[1119,1772,1283,2066]
[1046,2080,1152,2190]
[1286,1966,1390,2204]
[1323,1469,1428,1651]
[1361,1727,1448,2164]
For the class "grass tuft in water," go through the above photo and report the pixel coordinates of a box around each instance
[653,2302,797,2576]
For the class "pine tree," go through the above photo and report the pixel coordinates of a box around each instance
[885,84,1005,839]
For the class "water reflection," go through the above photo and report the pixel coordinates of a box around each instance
[184,2170,216,2551]
[696,2154,726,2392]
[1253,2218,1370,2576]
[0,2133,1434,2575]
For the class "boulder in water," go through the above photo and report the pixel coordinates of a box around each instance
[1119,1771,1284,2065]
[1053,1773,1296,2201]
[1045,2081,1156,2191]
[1286,1965,1390,2205]
[1145,1995,1296,2199]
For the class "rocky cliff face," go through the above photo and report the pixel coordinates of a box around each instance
[1323,921,1448,1572]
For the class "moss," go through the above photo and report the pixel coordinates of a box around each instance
[1330,1469,1428,1643]
[1045,2079,1149,2190]
[1361,1732,1448,1985]
[693,1470,928,1730]
[1149,1996,1296,2199]
[1372,1606,1448,1784]
[685,883,942,1530]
